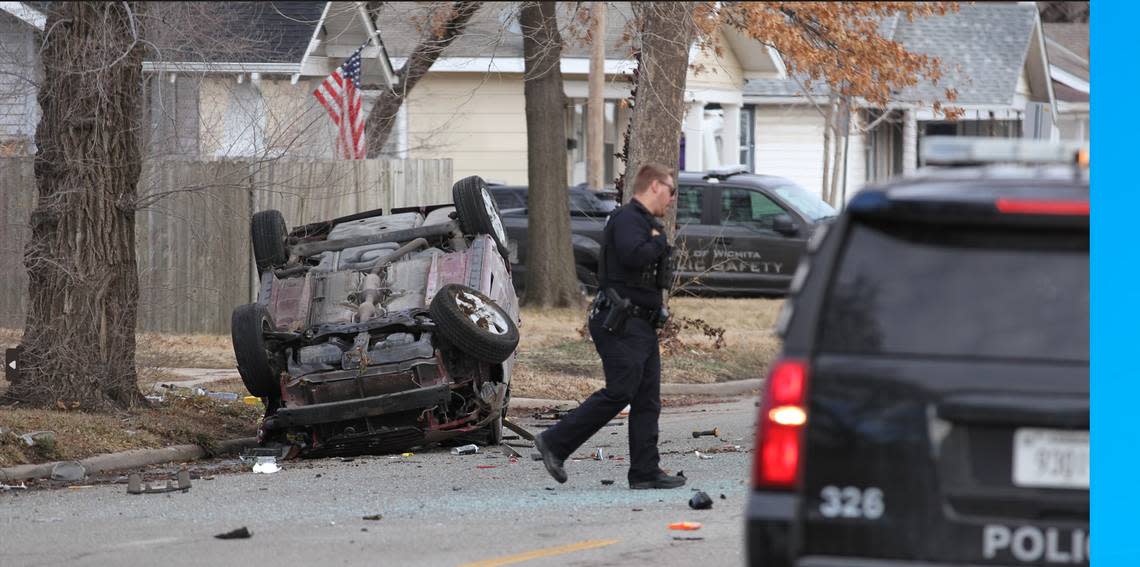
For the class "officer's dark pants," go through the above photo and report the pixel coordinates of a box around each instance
[540,308,661,482]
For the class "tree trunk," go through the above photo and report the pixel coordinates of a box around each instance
[520,1,581,308]
[364,2,483,157]
[586,1,606,190]
[624,1,695,236]
[10,3,147,410]
[820,94,836,204]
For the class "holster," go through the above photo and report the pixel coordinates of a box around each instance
[601,288,631,334]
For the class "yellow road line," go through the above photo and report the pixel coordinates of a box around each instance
[458,538,621,567]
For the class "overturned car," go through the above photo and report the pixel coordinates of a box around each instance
[231,176,520,457]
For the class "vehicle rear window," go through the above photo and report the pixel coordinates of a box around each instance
[820,221,1088,362]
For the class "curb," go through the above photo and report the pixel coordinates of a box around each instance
[0,437,258,483]
[510,379,763,411]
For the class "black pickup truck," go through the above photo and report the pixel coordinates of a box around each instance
[493,168,838,296]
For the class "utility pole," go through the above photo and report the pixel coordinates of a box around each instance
[586,1,606,190]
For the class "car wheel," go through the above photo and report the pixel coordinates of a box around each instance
[231,303,280,398]
[429,283,520,364]
[251,209,288,274]
[452,176,510,261]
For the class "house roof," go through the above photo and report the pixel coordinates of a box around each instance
[1042,22,1088,104]
[744,3,1042,107]
[375,2,638,63]
[157,2,325,64]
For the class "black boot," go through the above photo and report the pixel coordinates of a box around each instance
[534,433,567,484]
[630,471,686,490]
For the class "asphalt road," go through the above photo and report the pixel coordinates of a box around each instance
[0,397,758,567]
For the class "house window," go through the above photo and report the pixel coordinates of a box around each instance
[740,106,756,172]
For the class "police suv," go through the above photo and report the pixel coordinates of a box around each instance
[748,137,1089,566]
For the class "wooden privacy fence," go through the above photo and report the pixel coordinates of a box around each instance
[0,158,452,335]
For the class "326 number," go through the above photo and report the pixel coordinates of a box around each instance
[819,485,884,520]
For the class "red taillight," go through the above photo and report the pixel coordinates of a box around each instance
[995,198,1089,216]
[753,358,809,489]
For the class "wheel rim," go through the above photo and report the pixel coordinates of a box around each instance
[480,187,508,247]
[454,289,510,335]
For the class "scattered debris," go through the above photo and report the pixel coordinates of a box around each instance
[720,494,726,500]
[677,471,686,478]
[502,417,535,441]
[689,491,713,510]
[451,444,480,455]
[362,514,383,521]
[704,444,743,454]
[339,457,355,462]
[500,444,523,459]
[476,465,498,469]
[502,434,519,440]
[593,448,605,461]
[50,461,86,482]
[692,428,720,439]
[530,453,542,461]
[533,410,570,421]
[215,527,252,540]
[252,457,281,474]
[400,452,415,457]
[673,536,705,541]
[668,521,703,531]
[242,396,260,406]
[0,482,27,491]
[544,487,555,491]
[601,479,615,485]
[632,508,643,512]
[127,470,192,494]
[18,430,55,448]
[694,451,712,460]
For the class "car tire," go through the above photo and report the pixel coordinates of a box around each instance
[452,176,510,261]
[251,209,288,274]
[429,283,519,364]
[231,303,279,398]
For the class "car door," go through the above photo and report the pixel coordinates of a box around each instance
[708,185,808,294]
[672,183,721,294]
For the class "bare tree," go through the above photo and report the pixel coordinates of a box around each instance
[623,1,695,235]
[520,1,581,308]
[364,1,483,156]
[11,3,148,410]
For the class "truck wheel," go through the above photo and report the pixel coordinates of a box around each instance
[452,176,510,261]
[576,265,599,295]
[252,209,288,274]
[231,303,279,398]
[429,284,519,364]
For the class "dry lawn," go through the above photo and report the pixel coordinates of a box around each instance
[0,396,260,468]
[510,297,784,400]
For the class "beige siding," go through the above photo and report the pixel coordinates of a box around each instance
[754,105,867,203]
[688,34,745,91]
[406,73,529,184]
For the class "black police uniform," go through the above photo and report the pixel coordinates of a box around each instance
[539,198,672,484]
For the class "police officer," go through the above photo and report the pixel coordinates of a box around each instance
[534,163,685,489]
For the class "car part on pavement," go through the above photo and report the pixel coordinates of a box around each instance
[689,491,713,510]
[215,527,252,540]
[691,428,719,438]
[451,444,479,455]
[127,470,192,494]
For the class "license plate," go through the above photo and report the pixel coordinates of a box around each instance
[1012,428,1089,489]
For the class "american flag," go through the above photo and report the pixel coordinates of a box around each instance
[313,46,366,160]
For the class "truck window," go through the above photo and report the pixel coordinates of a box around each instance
[721,188,786,230]
[677,186,702,225]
